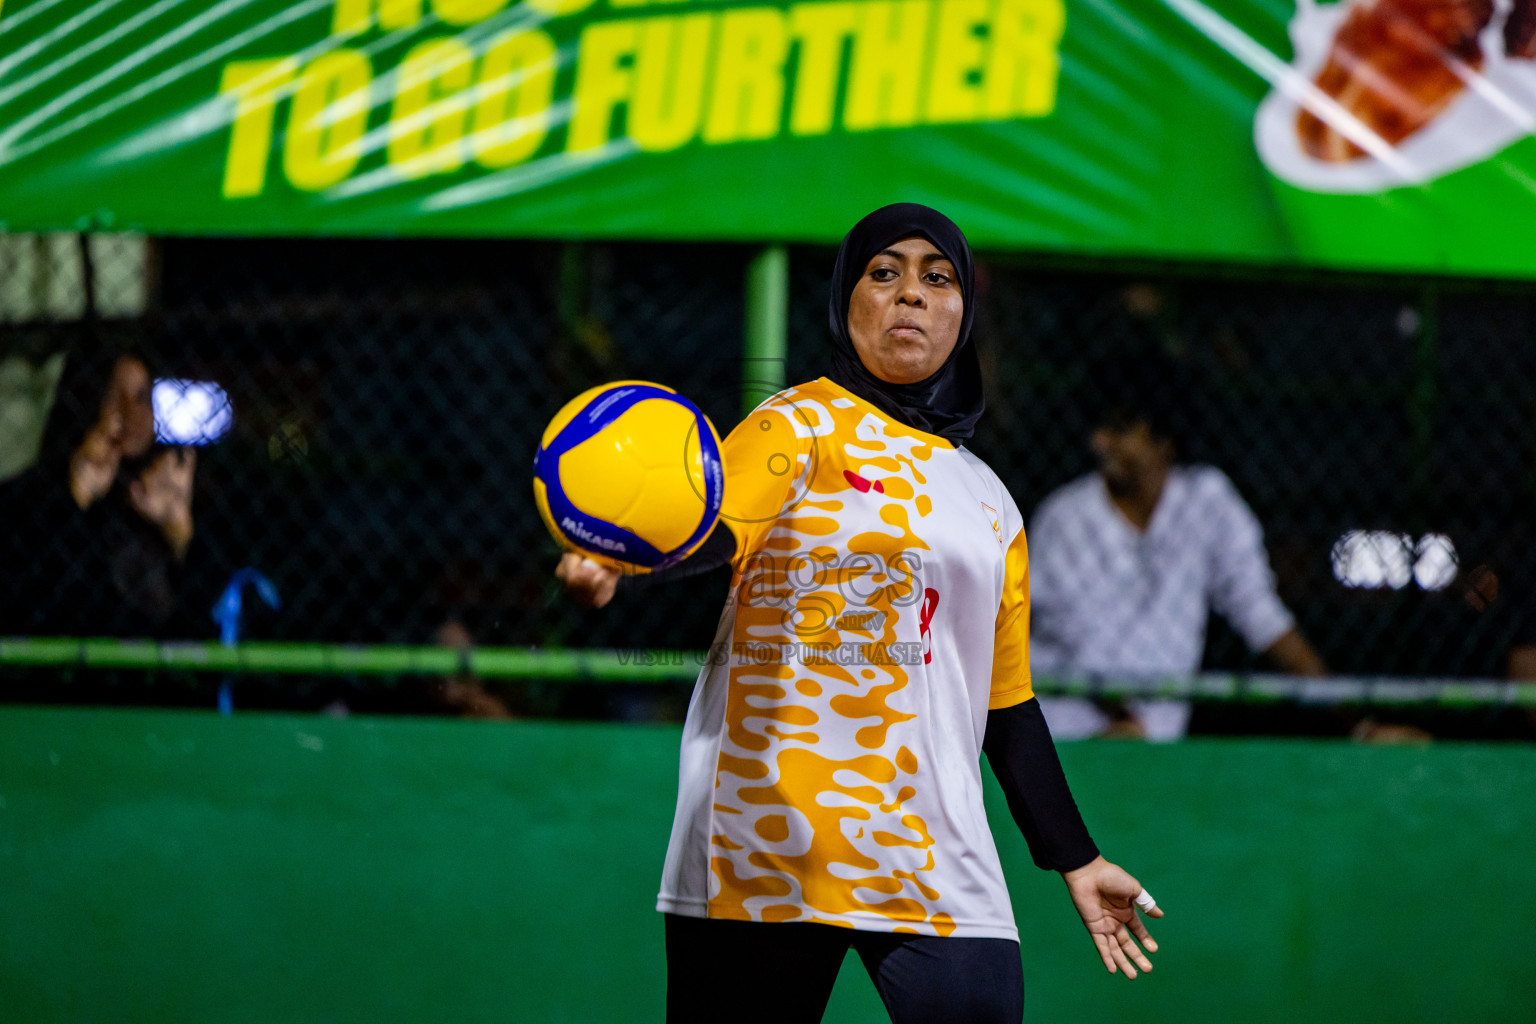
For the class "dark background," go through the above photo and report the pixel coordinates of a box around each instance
[7,237,1535,713]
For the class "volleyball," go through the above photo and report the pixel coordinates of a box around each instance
[533,381,725,573]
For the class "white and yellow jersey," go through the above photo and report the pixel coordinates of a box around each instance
[657,378,1032,940]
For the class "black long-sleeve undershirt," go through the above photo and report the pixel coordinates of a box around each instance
[983,697,1100,873]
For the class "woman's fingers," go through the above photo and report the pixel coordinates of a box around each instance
[79,421,120,465]
[1093,928,1145,978]
[1093,918,1156,979]
[557,555,593,588]
[555,554,618,608]
[1092,932,1118,974]
[1109,936,1138,979]
[1119,927,1153,973]
[1072,866,1161,980]
[1131,887,1163,921]
[1128,912,1159,951]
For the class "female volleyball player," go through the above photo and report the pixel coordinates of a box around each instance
[558,204,1163,1023]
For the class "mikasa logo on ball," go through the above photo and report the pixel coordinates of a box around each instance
[561,516,627,553]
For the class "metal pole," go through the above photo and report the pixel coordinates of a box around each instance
[742,245,789,418]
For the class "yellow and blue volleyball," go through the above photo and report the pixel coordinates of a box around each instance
[533,381,724,572]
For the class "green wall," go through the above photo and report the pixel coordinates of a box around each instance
[1,707,1532,1022]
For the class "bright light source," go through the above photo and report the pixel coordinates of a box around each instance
[153,379,233,446]
[1332,531,1411,589]
[1413,534,1458,591]
[1331,531,1458,591]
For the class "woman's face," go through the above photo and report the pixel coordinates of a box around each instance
[846,236,964,385]
[101,355,155,458]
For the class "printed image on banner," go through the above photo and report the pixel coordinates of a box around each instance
[1256,0,1536,193]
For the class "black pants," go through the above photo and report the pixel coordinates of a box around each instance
[664,913,1023,1024]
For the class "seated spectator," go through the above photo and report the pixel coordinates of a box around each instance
[426,618,514,719]
[0,344,202,637]
[1029,354,1326,741]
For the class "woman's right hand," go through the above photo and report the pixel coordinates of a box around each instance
[130,447,196,559]
[556,552,619,609]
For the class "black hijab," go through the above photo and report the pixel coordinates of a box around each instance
[827,203,985,444]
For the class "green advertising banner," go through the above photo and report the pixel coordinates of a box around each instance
[1,0,1534,274]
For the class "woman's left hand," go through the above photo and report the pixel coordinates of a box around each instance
[1060,855,1163,978]
[130,447,196,559]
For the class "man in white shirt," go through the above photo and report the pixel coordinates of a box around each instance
[1029,369,1325,741]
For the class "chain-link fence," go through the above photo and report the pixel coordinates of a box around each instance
[4,232,1536,725]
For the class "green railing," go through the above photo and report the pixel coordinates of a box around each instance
[5,638,1536,707]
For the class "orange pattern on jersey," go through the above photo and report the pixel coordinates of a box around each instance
[707,380,957,934]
